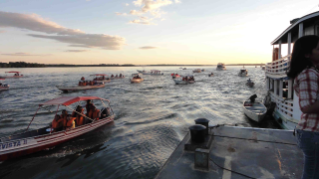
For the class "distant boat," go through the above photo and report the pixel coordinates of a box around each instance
[130,73,144,83]
[208,72,214,77]
[137,70,163,75]
[0,78,9,91]
[0,71,24,79]
[193,69,201,73]
[246,78,254,87]
[57,76,105,93]
[91,74,111,83]
[238,68,248,77]
[173,75,195,85]
[216,63,226,70]
[243,94,267,123]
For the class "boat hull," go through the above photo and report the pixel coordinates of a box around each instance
[174,79,195,85]
[56,84,105,92]
[242,101,267,123]
[0,116,114,161]
[0,87,9,91]
[131,79,144,83]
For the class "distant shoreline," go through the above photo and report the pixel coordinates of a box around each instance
[0,62,265,68]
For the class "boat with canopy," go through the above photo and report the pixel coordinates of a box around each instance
[173,75,195,85]
[0,96,115,161]
[0,71,24,78]
[0,78,9,91]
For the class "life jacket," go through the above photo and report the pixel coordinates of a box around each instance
[92,109,100,120]
[73,108,85,126]
[52,115,62,129]
[67,117,77,128]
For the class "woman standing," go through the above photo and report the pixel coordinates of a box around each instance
[287,35,319,179]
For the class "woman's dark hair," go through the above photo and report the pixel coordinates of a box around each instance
[287,35,319,78]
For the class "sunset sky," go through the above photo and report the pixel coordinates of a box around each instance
[0,0,318,65]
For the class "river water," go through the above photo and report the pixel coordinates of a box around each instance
[0,66,278,179]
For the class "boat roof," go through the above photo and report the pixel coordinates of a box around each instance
[39,96,106,106]
[271,11,319,45]
[90,74,108,76]
[5,71,20,73]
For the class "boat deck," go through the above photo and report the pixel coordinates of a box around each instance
[155,125,303,179]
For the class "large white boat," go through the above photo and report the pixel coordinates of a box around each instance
[264,11,319,130]
[216,63,226,70]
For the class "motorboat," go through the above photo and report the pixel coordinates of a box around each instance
[57,77,105,93]
[216,63,226,70]
[171,73,181,79]
[246,78,254,87]
[238,68,248,77]
[243,94,267,123]
[0,96,115,161]
[0,71,24,78]
[91,74,111,83]
[130,73,144,83]
[174,75,195,85]
[262,66,265,70]
[208,72,214,77]
[137,70,163,75]
[110,74,125,79]
[0,78,9,91]
[193,69,201,73]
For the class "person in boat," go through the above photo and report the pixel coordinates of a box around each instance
[51,114,63,132]
[286,35,319,179]
[85,100,96,121]
[111,74,114,78]
[119,74,122,77]
[248,78,251,83]
[81,77,85,81]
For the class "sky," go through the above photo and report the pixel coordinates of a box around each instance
[0,0,318,65]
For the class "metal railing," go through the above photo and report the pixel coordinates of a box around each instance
[270,92,293,118]
[266,54,291,76]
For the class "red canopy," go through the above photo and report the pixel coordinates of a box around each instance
[39,96,105,106]
[5,71,20,73]
[90,74,108,76]
[0,78,5,80]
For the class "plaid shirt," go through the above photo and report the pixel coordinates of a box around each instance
[294,67,319,131]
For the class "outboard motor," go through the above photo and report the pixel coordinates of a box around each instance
[249,94,257,103]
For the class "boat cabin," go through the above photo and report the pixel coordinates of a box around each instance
[265,11,319,129]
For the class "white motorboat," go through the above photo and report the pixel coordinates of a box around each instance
[216,63,226,70]
[173,76,195,85]
[0,80,9,91]
[130,73,144,83]
[238,68,248,77]
[246,78,254,87]
[243,95,267,123]
[193,69,201,73]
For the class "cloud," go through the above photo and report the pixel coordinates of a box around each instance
[115,12,127,16]
[125,3,129,6]
[129,19,155,25]
[124,0,179,25]
[139,46,157,49]
[133,0,173,13]
[65,50,87,52]
[129,10,144,15]
[0,11,126,50]
[1,52,51,56]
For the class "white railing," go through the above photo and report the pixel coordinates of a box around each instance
[270,92,293,119]
[266,54,291,77]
